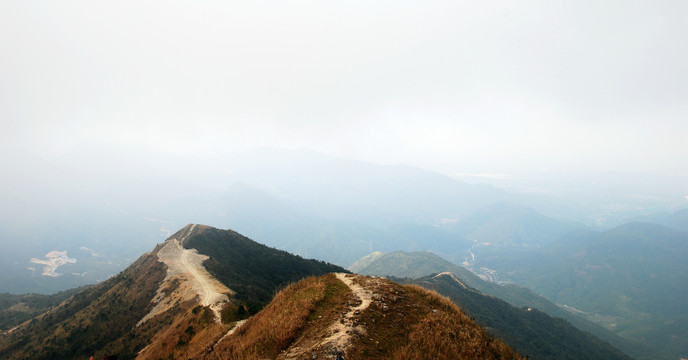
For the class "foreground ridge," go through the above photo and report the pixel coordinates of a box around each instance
[207,273,523,360]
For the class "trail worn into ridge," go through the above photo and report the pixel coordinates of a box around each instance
[278,273,381,360]
[138,224,233,325]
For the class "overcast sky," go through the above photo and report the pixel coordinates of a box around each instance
[2,1,687,178]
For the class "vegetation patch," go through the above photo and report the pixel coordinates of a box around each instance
[0,288,83,331]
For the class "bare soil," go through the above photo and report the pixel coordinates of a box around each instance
[138,224,233,325]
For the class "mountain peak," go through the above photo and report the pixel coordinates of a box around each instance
[165,223,212,242]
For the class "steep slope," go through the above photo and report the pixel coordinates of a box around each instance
[0,247,167,359]
[352,250,659,359]
[409,273,633,360]
[206,273,522,360]
[0,224,344,360]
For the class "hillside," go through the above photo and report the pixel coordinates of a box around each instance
[489,222,688,359]
[205,273,522,360]
[352,250,659,359]
[409,273,631,360]
[0,287,82,331]
[0,224,344,360]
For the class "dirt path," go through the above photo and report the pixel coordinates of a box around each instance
[138,224,233,325]
[216,319,248,345]
[278,273,378,359]
[322,273,375,349]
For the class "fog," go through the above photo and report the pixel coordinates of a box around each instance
[1,1,687,293]
[2,1,687,176]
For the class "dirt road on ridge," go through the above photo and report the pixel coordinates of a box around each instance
[139,224,232,324]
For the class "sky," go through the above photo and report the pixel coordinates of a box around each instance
[1,0,687,178]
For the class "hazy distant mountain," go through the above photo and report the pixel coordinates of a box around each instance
[0,145,510,294]
[421,203,586,279]
[215,148,513,225]
[0,225,523,360]
[629,208,688,232]
[491,222,688,359]
[449,203,584,248]
[351,250,663,359]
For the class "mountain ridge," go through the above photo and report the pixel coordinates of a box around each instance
[3,225,521,359]
[0,224,345,359]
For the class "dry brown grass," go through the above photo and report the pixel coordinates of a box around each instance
[165,274,522,360]
[344,282,523,360]
[390,285,522,360]
[137,301,228,360]
[204,274,346,360]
